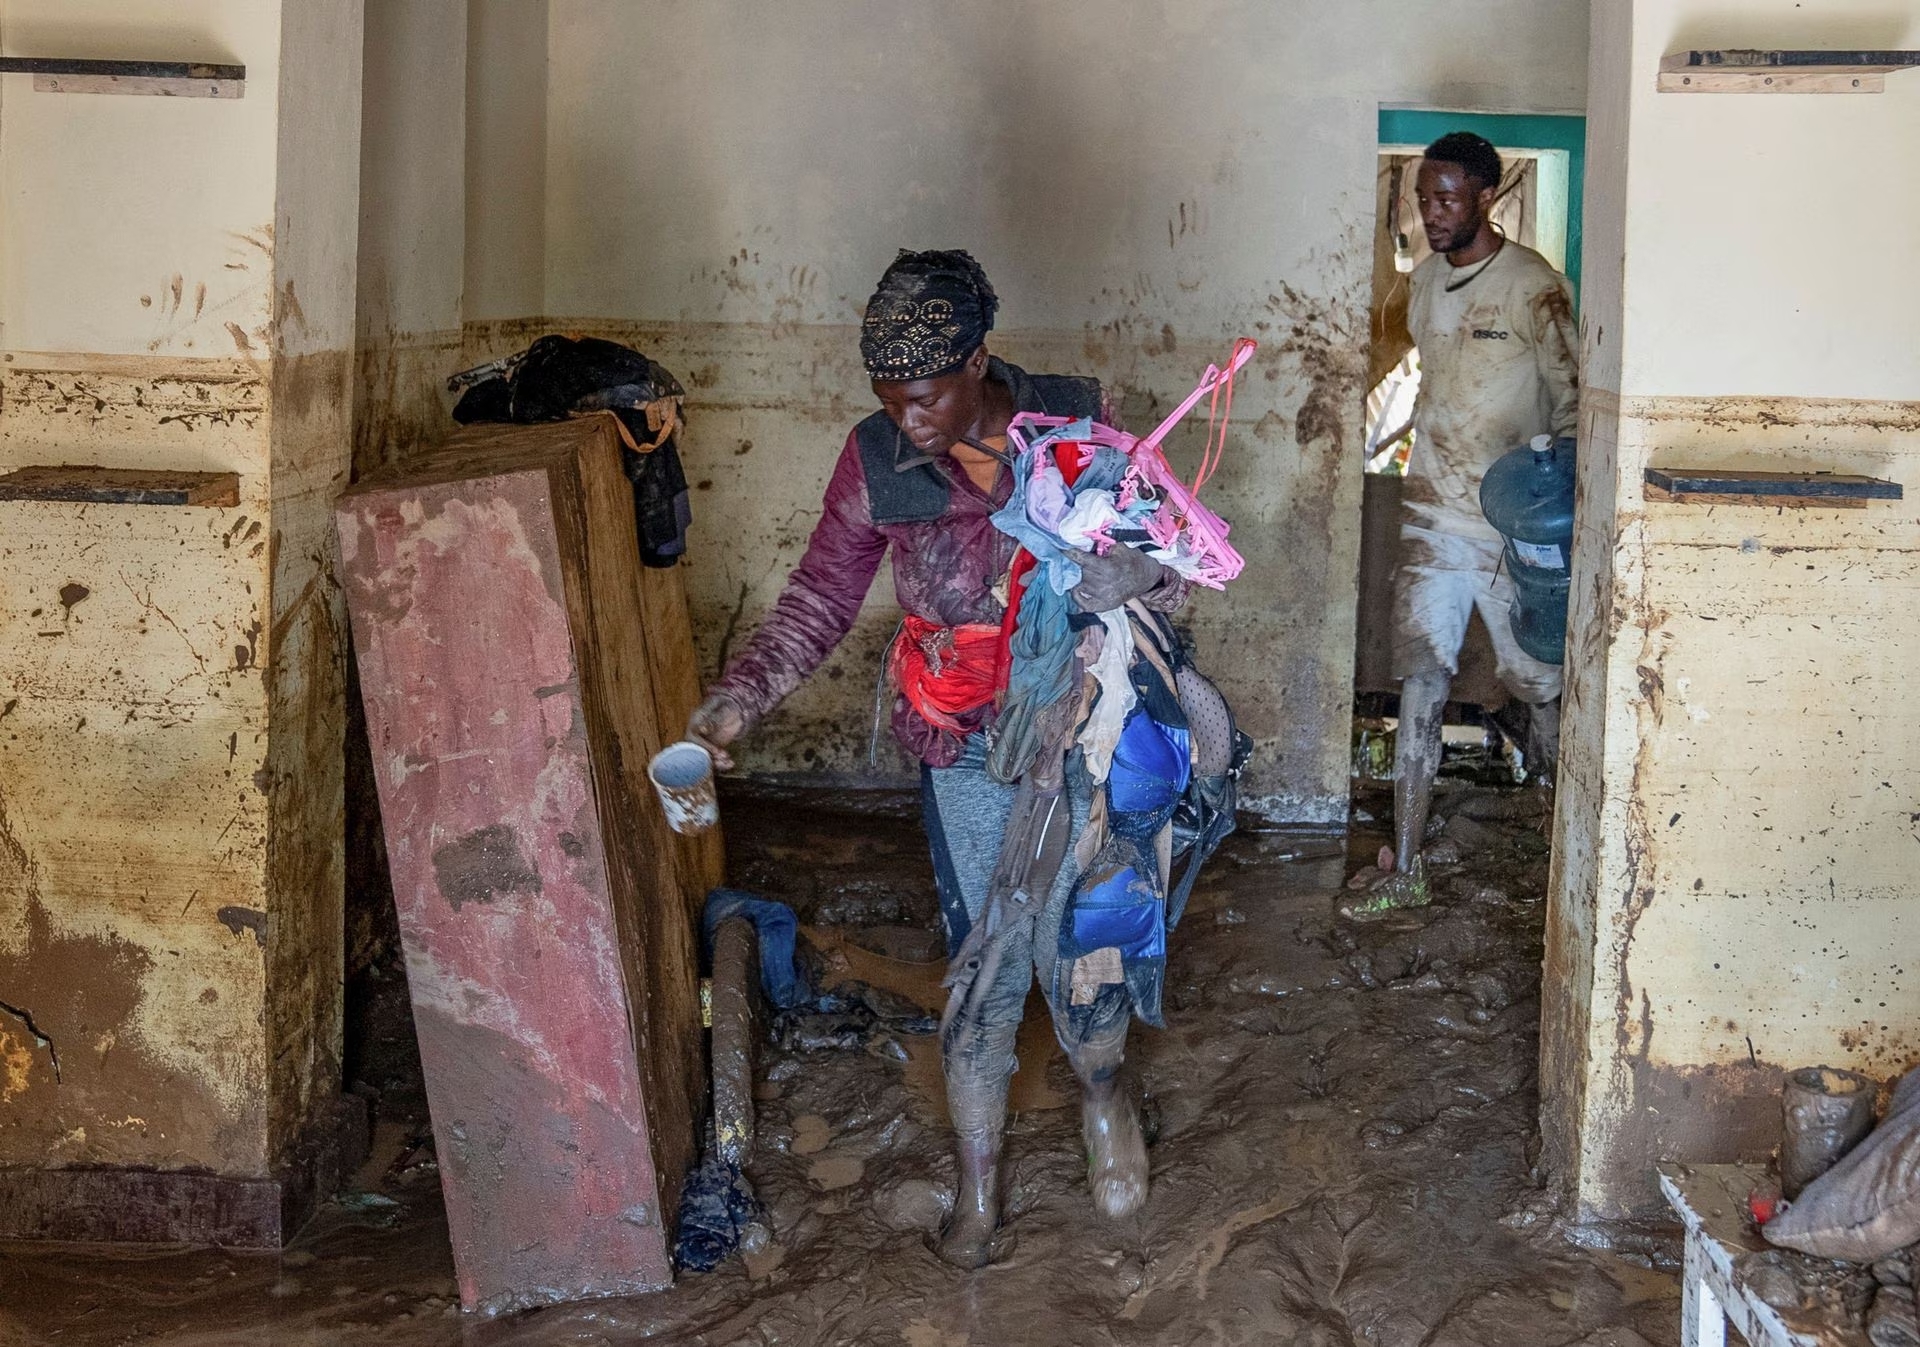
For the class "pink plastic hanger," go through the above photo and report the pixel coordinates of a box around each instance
[1005,340,1255,589]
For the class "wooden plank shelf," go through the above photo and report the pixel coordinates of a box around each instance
[1660,49,1920,94]
[1644,467,1903,509]
[0,57,245,99]
[0,466,240,507]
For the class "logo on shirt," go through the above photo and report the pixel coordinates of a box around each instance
[1471,329,1510,340]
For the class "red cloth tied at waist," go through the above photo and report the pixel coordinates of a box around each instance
[889,616,1002,733]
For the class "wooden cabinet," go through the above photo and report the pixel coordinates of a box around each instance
[337,417,721,1312]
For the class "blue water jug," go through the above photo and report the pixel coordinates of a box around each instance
[1478,434,1576,666]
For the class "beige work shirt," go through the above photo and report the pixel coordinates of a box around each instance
[1404,240,1579,549]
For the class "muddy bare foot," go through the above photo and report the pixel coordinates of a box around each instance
[1083,1081,1148,1219]
[1339,863,1430,922]
[936,1147,1002,1269]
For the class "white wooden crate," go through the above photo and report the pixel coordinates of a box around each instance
[1659,1162,1868,1347]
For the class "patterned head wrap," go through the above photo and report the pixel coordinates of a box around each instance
[860,249,999,382]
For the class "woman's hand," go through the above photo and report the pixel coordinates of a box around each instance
[1068,546,1171,613]
[685,694,747,772]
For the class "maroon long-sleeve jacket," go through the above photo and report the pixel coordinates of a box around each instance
[710,430,1013,765]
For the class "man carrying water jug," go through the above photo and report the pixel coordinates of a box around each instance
[1348,131,1579,916]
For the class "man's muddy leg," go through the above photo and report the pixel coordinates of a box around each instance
[1394,669,1450,873]
[1527,696,1560,781]
[1343,668,1450,919]
[1067,1011,1146,1219]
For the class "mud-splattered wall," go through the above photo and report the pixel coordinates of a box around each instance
[1542,0,1920,1222]
[0,0,365,1242]
[349,0,1587,822]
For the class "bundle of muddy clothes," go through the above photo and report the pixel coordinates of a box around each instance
[934,348,1258,1037]
[448,334,692,565]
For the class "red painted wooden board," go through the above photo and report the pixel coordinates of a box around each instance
[336,420,719,1313]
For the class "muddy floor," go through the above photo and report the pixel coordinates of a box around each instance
[0,781,1683,1347]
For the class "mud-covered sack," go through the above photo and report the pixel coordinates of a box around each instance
[1766,1066,1920,1262]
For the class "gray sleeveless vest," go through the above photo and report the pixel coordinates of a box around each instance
[854,357,1103,526]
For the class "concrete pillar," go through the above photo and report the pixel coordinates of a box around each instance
[1541,0,1920,1222]
[0,0,366,1245]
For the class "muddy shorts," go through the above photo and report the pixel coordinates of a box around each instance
[1389,524,1562,705]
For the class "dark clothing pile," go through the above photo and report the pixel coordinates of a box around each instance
[450,334,691,567]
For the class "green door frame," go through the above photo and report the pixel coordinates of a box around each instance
[1378,108,1586,304]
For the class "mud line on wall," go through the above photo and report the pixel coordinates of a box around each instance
[350,327,461,482]
[261,343,357,1164]
[1581,498,1671,1202]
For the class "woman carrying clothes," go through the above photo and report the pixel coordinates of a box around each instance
[686,250,1190,1268]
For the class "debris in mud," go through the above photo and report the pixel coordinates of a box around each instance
[772,975,939,1053]
[1736,1245,1874,1327]
[865,1033,910,1063]
[873,1176,950,1231]
[788,1113,831,1156]
[1573,1330,1660,1347]
[333,1191,404,1228]
[387,1132,437,1178]
[812,877,921,926]
[1872,1287,1920,1347]
[674,1142,766,1274]
[776,1011,870,1052]
[0,779,1686,1347]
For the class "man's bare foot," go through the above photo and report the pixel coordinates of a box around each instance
[1338,861,1430,922]
[1083,1079,1148,1219]
[936,1144,1001,1269]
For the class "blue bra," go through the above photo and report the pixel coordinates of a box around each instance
[1106,706,1191,839]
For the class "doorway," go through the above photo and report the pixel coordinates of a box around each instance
[1354,110,1585,784]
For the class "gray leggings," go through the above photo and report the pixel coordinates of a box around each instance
[922,735,1132,1140]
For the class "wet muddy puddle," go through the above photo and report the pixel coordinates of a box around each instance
[0,782,1682,1346]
